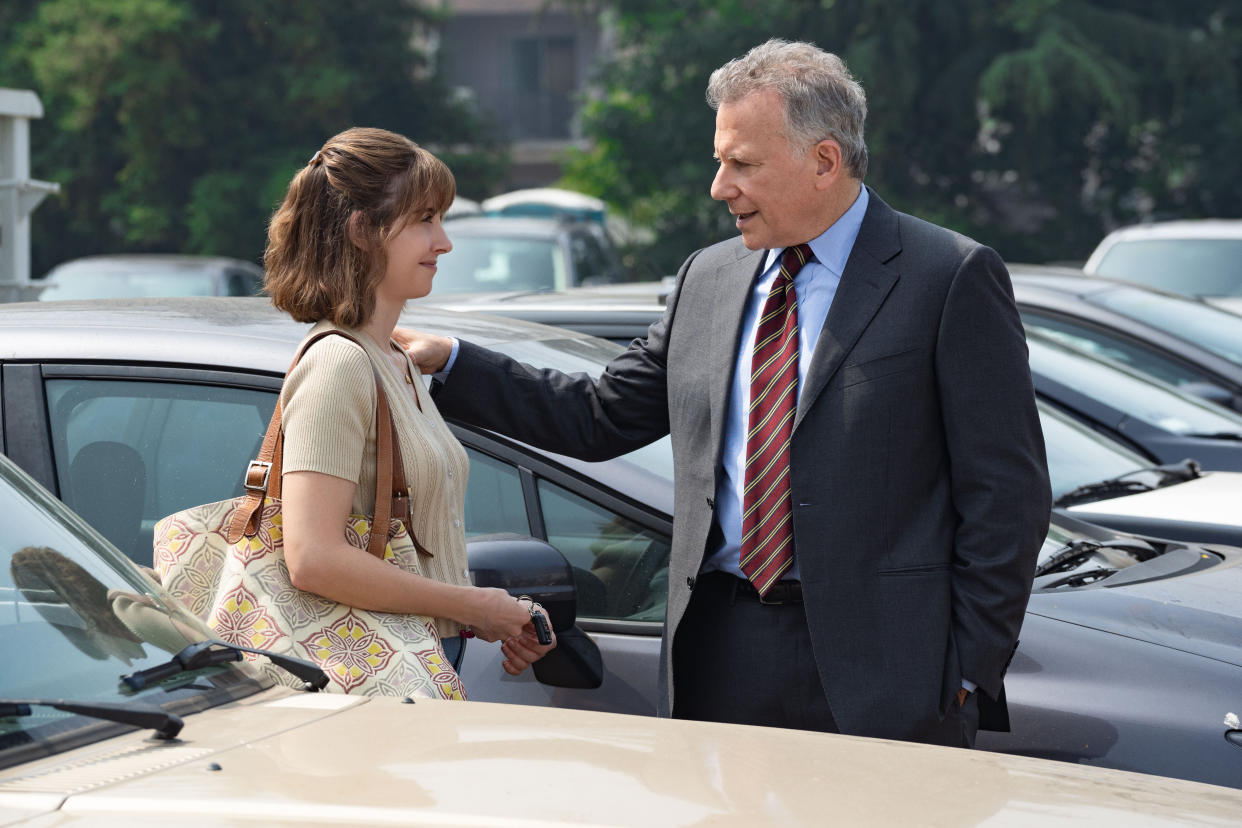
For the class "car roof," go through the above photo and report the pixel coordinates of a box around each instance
[0,297,603,375]
[441,215,584,238]
[42,254,263,277]
[1097,219,1242,242]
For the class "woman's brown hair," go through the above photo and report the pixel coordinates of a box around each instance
[265,127,455,326]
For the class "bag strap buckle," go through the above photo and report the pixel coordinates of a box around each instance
[243,460,272,493]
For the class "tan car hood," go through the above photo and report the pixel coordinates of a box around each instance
[2,689,1241,826]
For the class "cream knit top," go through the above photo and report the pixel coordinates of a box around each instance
[280,320,471,637]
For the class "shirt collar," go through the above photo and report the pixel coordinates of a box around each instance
[763,184,869,278]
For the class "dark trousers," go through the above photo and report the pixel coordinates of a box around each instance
[672,570,837,732]
[672,570,979,747]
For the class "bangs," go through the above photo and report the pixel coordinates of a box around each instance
[389,145,457,223]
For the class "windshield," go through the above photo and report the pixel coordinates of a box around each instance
[1091,286,1242,364]
[434,236,566,293]
[1095,238,1242,297]
[38,266,219,300]
[0,455,265,767]
[1038,401,1149,499]
[1028,333,1242,437]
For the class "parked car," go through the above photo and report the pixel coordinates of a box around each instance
[436,283,1242,471]
[481,187,608,224]
[1011,267,1242,412]
[1,298,1241,788]
[18,458,1242,824]
[431,216,627,293]
[1083,219,1242,315]
[35,254,265,301]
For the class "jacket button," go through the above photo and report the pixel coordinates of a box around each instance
[686,576,696,589]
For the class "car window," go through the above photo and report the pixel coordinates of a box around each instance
[1095,239,1242,297]
[569,230,619,286]
[537,479,669,623]
[226,270,262,297]
[1022,313,1222,391]
[1037,401,1149,499]
[1090,287,1242,364]
[434,236,566,292]
[462,447,530,536]
[1027,334,1242,437]
[38,268,219,300]
[44,379,275,566]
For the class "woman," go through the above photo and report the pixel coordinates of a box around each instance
[264,127,554,694]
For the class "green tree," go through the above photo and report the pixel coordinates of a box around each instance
[2,0,507,274]
[562,0,1241,271]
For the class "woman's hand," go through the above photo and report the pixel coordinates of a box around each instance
[464,587,538,643]
[391,327,454,374]
[500,605,557,676]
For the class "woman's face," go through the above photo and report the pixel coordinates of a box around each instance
[377,209,453,303]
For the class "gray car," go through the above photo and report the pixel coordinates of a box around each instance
[0,298,1240,788]
[429,216,627,293]
[34,254,265,301]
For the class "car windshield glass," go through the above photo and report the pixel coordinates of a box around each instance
[434,236,565,293]
[1095,238,1242,297]
[38,268,218,300]
[485,336,675,485]
[1091,287,1242,364]
[1038,401,1148,499]
[1028,334,1242,437]
[0,455,266,766]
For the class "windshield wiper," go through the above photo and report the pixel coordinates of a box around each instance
[1053,459,1201,508]
[1034,536,1159,578]
[0,699,182,740]
[1185,431,1242,441]
[120,639,329,692]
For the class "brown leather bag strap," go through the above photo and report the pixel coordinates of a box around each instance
[226,329,426,559]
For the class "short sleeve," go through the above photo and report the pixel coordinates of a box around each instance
[281,336,376,484]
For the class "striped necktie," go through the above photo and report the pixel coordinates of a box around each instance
[740,243,812,596]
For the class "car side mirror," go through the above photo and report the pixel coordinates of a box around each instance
[466,533,604,690]
[467,533,577,631]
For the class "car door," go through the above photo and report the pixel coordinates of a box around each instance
[1,359,666,715]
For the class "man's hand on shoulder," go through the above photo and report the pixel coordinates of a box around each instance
[392,327,453,374]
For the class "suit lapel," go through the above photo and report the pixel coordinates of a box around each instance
[795,189,902,431]
[708,244,765,466]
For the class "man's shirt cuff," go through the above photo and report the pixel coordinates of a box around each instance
[432,337,461,382]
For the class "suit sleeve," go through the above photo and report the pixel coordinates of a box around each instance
[935,245,1050,701]
[431,251,700,461]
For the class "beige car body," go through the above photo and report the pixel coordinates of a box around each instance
[3,688,1242,827]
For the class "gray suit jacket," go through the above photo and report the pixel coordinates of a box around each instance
[434,189,1050,743]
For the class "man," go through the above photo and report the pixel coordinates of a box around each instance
[404,39,1049,747]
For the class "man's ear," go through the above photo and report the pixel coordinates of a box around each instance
[813,139,843,190]
[346,211,369,251]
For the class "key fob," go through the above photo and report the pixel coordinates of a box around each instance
[520,596,553,645]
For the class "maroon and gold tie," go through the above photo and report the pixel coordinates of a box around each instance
[740,243,812,596]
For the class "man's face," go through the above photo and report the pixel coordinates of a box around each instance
[710,89,823,250]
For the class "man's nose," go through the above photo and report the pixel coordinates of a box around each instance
[710,164,735,202]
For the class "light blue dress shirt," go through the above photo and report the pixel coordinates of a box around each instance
[701,185,869,580]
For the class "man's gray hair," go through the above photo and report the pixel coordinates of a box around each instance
[707,39,868,179]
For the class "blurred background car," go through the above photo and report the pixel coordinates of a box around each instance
[1013,267,1242,412]
[481,187,607,224]
[2,298,1242,788]
[1083,219,1242,314]
[34,254,264,301]
[431,215,628,293]
[16,457,1230,825]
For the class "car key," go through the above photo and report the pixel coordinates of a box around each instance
[519,595,554,645]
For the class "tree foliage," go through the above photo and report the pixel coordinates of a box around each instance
[561,0,1241,271]
[1,0,507,274]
